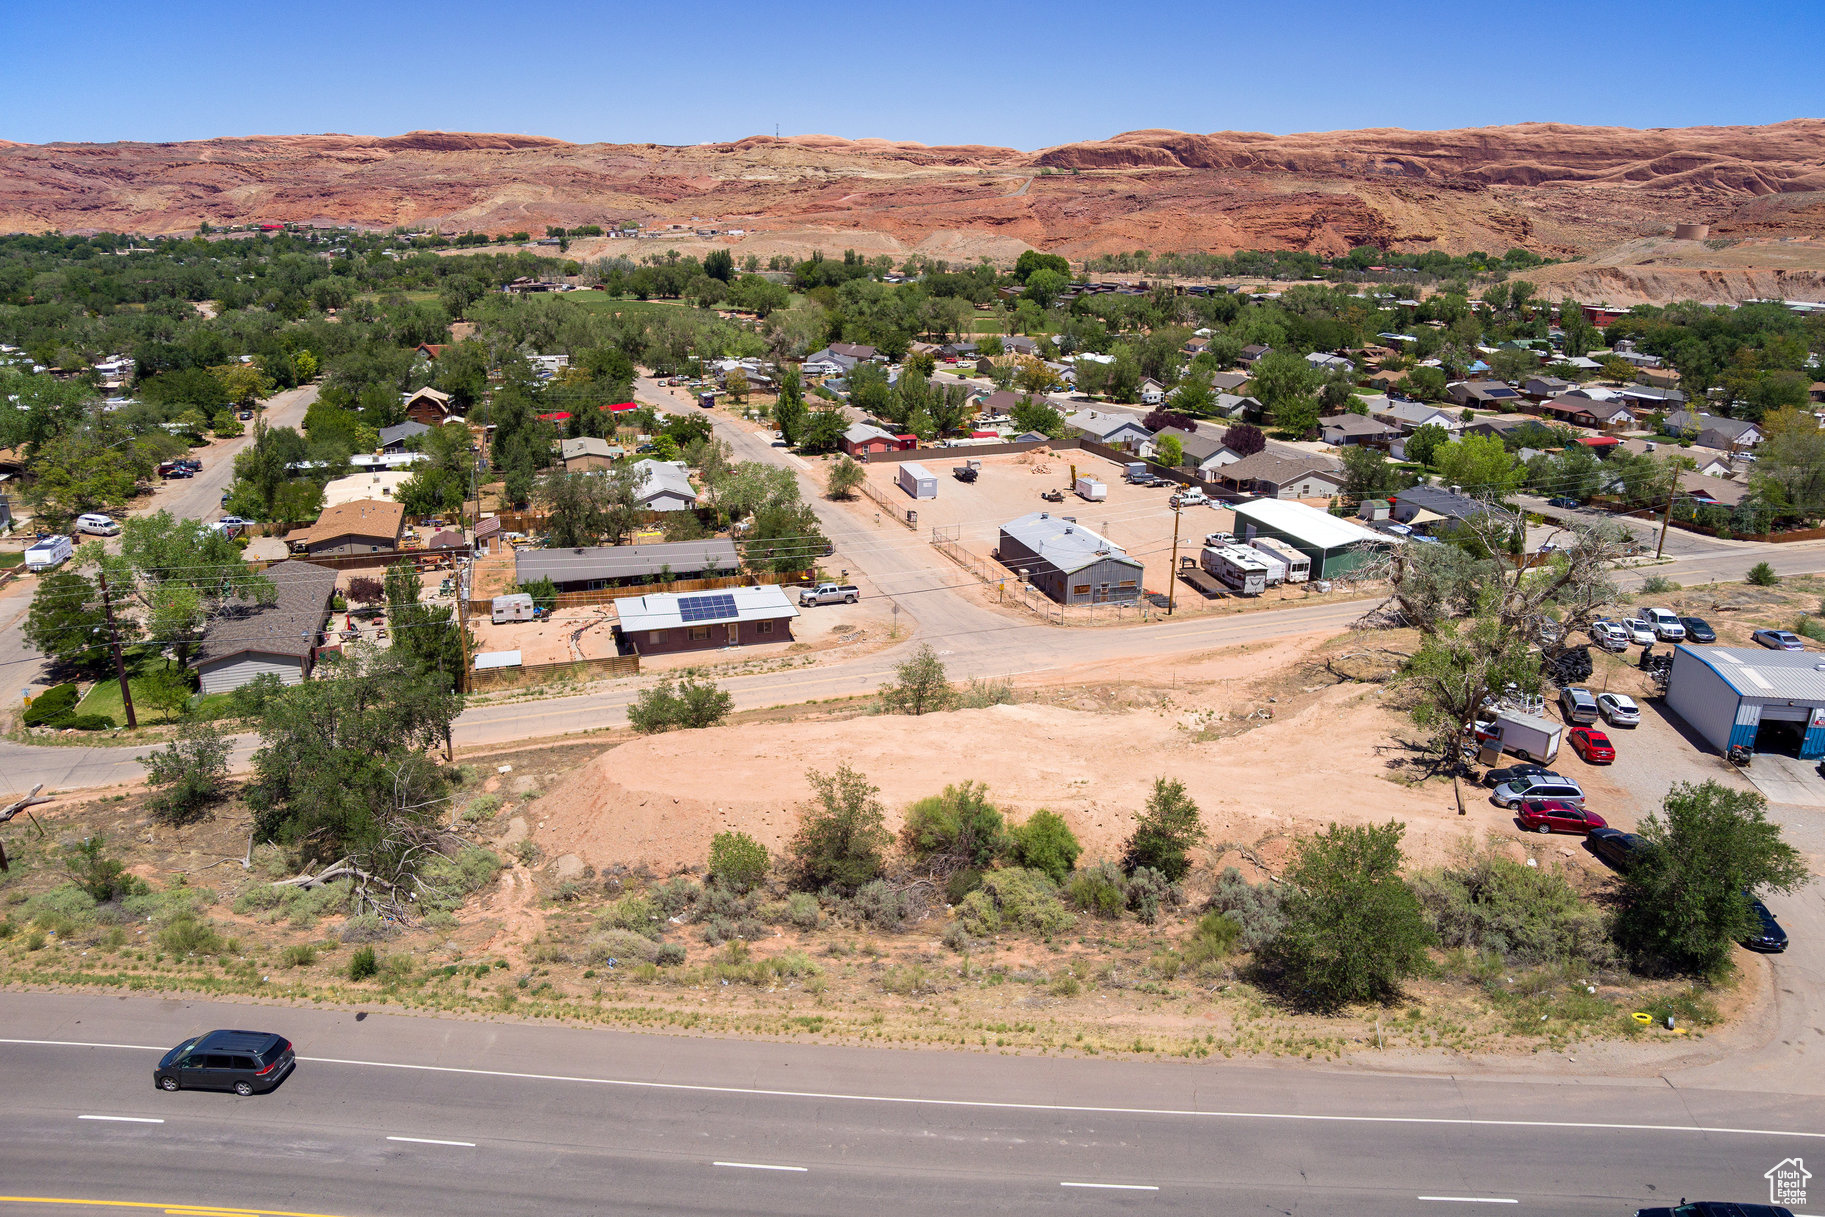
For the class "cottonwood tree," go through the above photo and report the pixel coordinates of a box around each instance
[22,570,121,673]
[880,645,957,715]
[534,465,640,547]
[89,511,272,666]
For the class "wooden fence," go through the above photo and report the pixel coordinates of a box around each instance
[468,653,639,692]
[247,547,470,574]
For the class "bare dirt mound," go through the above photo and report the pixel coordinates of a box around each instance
[5,121,1824,288]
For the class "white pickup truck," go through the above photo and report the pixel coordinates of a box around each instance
[799,583,860,606]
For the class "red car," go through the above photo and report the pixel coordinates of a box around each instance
[1567,727,1615,764]
[1517,798,1607,835]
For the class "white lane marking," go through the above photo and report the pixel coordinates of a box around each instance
[387,1136,476,1147]
[6,1038,1822,1143]
[1062,1182,1159,1192]
[1419,1198,1520,1205]
[78,1114,164,1124]
[713,1161,807,1173]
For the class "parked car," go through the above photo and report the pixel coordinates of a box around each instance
[1596,692,1640,727]
[1642,607,1687,641]
[1680,616,1717,643]
[1483,763,1562,790]
[76,512,121,536]
[1545,496,1580,509]
[1492,774,1586,809]
[1619,618,1657,646]
[1586,827,1650,872]
[1589,620,1630,652]
[1742,897,1788,953]
[1516,798,1607,835]
[1636,1203,1795,1217]
[1753,629,1805,651]
[1557,686,1600,725]
[154,1030,294,1096]
[1567,726,1615,764]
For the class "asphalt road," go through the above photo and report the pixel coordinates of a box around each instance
[0,992,1818,1217]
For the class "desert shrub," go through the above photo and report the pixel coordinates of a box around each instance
[1125,866,1178,925]
[26,885,98,925]
[761,891,821,929]
[1205,867,1286,952]
[899,781,1005,872]
[1413,844,1612,968]
[1121,778,1207,881]
[141,720,231,825]
[282,880,351,926]
[233,885,287,915]
[940,920,983,953]
[697,883,757,921]
[957,677,1015,709]
[1064,862,1126,918]
[588,929,663,965]
[627,676,733,733]
[347,945,379,980]
[648,876,699,917]
[1005,810,1081,883]
[956,868,1074,937]
[62,714,117,731]
[64,836,144,903]
[157,914,226,957]
[1746,561,1779,586]
[653,942,687,966]
[462,794,503,823]
[944,867,983,905]
[1795,614,1825,644]
[1257,822,1433,1011]
[378,953,414,982]
[701,915,762,945]
[340,914,392,943]
[787,764,890,895]
[1181,911,1242,976]
[600,894,663,938]
[849,879,918,931]
[880,962,938,996]
[280,944,317,968]
[1638,576,1679,595]
[707,831,769,894]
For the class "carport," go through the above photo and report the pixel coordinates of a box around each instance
[1665,645,1825,760]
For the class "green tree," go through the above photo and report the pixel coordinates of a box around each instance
[1745,560,1779,587]
[1405,422,1449,468]
[707,830,769,893]
[800,407,849,454]
[826,454,865,500]
[1155,434,1184,467]
[1251,351,1318,414]
[92,512,271,666]
[627,676,733,732]
[1341,446,1416,502]
[1260,821,1432,1010]
[1011,396,1066,438]
[1120,778,1207,881]
[880,644,957,715]
[1405,366,1449,402]
[1013,250,1070,282]
[534,466,640,548]
[703,248,735,282]
[788,764,891,894]
[1434,434,1520,496]
[1614,781,1806,974]
[1023,268,1068,309]
[1006,810,1082,884]
[384,560,465,692]
[22,570,119,672]
[1272,394,1322,439]
[900,781,1006,873]
[140,720,231,825]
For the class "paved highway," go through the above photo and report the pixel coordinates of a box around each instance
[0,992,1817,1216]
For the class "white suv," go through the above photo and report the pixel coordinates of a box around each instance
[1642,607,1686,641]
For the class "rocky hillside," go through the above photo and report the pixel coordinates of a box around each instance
[4,121,1823,290]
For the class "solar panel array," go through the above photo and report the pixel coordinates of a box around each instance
[678,592,738,623]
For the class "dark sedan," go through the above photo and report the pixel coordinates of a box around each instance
[1637,1204,1795,1217]
[1545,496,1581,509]
[1743,898,1788,953]
[1586,827,1650,871]
[1483,763,1560,789]
[1679,616,1717,643]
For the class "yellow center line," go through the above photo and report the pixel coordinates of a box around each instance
[0,1199,357,1217]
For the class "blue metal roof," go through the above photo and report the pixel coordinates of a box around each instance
[1677,644,1825,701]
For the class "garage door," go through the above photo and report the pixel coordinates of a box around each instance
[1758,704,1811,722]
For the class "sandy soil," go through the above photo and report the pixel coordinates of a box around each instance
[470,605,620,666]
[528,629,1643,879]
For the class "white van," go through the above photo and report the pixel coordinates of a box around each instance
[76,513,120,536]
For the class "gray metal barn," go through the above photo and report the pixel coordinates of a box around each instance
[1665,645,1825,760]
[996,511,1144,605]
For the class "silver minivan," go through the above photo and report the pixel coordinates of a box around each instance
[1493,774,1587,809]
[76,512,120,536]
[1558,686,1600,725]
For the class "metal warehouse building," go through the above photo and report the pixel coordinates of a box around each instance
[997,511,1144,605]
[1229,498,1393,579]
[1665,645,1825,759]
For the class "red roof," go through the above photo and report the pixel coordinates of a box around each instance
[537,412,572,422]
[601,401,638,412]
[1576,435,1619,447]
[897,434,918,443]
[972,430,998,439]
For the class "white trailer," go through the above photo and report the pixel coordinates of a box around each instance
[1251,536,1311,583]
[1481,709,1563,764]
[897,461,937,500]
[491,593,537,623]
[1074,477,1107,502]
[25,534,73,573]
[1200,544,1269,596]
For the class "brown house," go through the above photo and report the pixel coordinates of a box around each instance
[292,500,406,557]
[403,386,455,425]
[613,585,800,655]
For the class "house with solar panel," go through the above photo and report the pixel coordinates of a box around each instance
[612,585,800,655]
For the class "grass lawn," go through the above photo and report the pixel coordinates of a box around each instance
[76,646,196,726]
[0,551,21,568]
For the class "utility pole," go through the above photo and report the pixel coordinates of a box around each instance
[1167,500,1183,616]
[1654,469,1677,560]
[455,557,472,696]
[96,569,136,728]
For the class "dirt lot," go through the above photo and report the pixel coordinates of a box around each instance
[853,449,1214,594]
[471,605,621,666]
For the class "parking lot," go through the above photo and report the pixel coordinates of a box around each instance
[855,449,1229,594]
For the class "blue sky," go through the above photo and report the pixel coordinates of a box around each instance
[6,0,1820,147]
